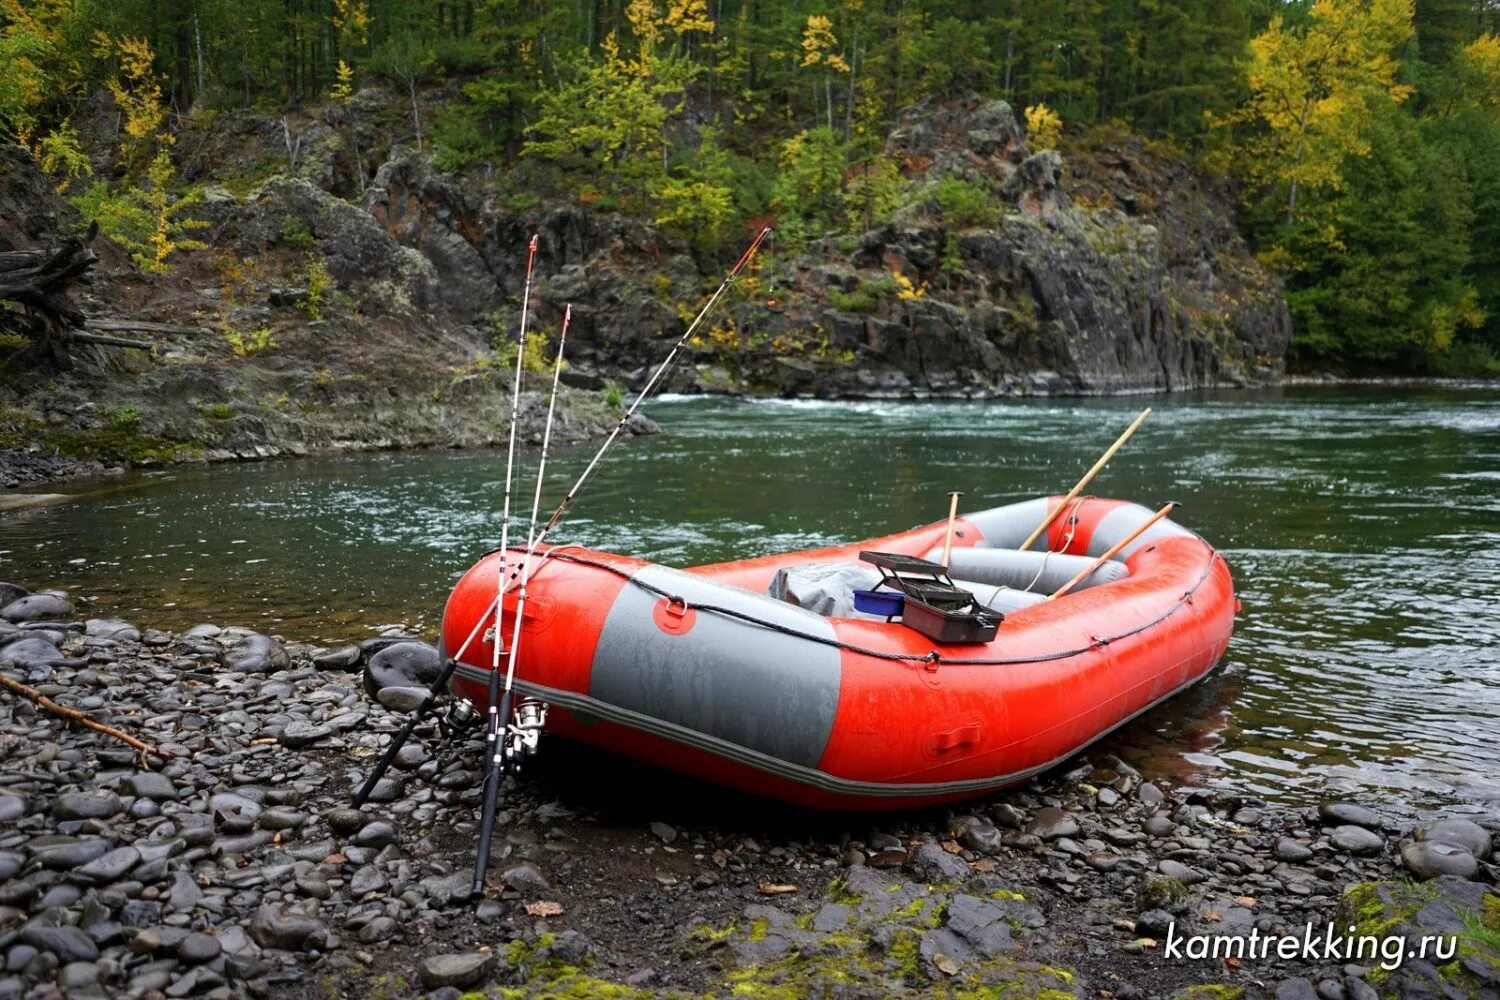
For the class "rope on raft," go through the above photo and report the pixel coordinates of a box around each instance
[487,544,1224,669]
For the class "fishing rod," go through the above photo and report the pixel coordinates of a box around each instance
[351,234,540,813]
[1047,500,1180,600]
[519,227,770,557]
[1019,407,1151,552]
[472,305,570,895]
[475,234,540,839]
[350,600,493,807]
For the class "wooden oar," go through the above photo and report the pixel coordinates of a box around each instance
[1047,501,1180,600]
[1018,407,1152,552]
[939,491,963,570]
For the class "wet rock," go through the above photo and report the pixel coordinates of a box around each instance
[376,686,427,712]
[1276,838,1314,862]
[1401,840,1479,880]
[326,808,365,834]
[0,792,24,823]
[1319,802,1382,830]
[279,720,336,749]
[0,635,68,668]
[649,821,678,844]
[991,803,1025,829]
[419,952,495,990]
[1276,978,1321,1000]
[352,820,398,847]
[959,823,1003,855]
[1330,825,1383,855]
[209,792,262,829]
[313,644,361,671]
[1,592,71,622]
[178,932,221,964]
[538,930,592,966]
[223,633,290,673]
[19,925,98,962]
[1414,818,1491,860]
[349,866,388,895]
[52,791,122,821]
[248,904,329,951]
[85,617,140,641]
[124,771,179,801]
[362,641,441,699]
[1135,908,1176,938]
[0,582,27,607]
[943,893,1023,957]
[259,807,306,830]
[74,846,140,884]
[27,837,108,871]
[358,917,397,943]
[1137,876,1190,914]
[1157,859,1205,884]
[907,841,970,883]
[501,862,551,894]
[119,901,163,928]
[1025,806,1079,840]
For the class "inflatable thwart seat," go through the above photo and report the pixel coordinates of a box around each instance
[443,495,1237,810]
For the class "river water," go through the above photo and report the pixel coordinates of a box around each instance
[3,386,1498,812]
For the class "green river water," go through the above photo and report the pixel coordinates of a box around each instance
[2,385,1497,812]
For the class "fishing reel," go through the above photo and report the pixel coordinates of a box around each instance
[504,697,548,768]
[440,696,482,739]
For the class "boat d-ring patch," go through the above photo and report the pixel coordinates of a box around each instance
[652,596,698,635]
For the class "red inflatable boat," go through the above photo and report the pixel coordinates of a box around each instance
[442,496,1236,810]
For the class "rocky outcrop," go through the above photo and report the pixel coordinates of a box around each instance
[480,96,1289,397]
[2,91,1290,485]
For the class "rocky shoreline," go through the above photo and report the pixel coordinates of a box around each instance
[2,580,1498,1000]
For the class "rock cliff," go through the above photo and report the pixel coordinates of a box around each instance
[1,92,1288,479]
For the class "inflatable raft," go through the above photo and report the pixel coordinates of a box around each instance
[442,496,1236,810]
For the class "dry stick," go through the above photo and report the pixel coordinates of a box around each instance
[0,674,168,761]
[1018,406,1152,552]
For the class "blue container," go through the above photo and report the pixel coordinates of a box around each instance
[853,588,905,617]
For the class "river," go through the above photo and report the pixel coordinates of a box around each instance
[3,385,1497,813]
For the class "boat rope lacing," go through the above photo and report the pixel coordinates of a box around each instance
[1020,494,1091,593]
[485,544,1224,669]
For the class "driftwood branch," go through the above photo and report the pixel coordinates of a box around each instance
[88,318,207,336]
[71,331,156,350]
[0,223,99,340]
[0,673,170,764]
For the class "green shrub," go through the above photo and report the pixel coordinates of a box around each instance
[225,327,277,357]
[929,177,1001,228]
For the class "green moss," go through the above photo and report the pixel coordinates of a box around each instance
[1137,876,1190,913]
[0,407,199,465]
[826,876,860,905]
[687,921,737,945]
[746,917,770,943]
[989,889,1027,902]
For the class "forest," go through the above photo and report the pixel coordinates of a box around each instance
[2,0,1499,374]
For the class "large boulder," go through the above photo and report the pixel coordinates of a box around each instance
[362,641,442,699]
[364,145,498,317]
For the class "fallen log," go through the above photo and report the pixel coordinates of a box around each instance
[88,317,208,337]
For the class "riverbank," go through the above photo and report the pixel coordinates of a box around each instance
[2,580,1497,999]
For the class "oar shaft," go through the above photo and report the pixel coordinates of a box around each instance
[940,491,963,570]
[1019,407,1151,552]
[1048,501,1179,600]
